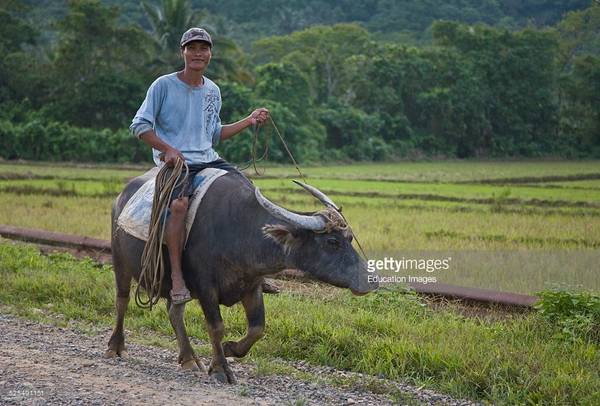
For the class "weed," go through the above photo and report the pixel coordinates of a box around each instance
[536,289,600,343]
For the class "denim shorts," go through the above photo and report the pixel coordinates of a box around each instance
[169,159,243,202]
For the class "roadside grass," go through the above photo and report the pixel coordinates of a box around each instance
[0,241,598,405]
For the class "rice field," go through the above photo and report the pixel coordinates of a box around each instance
[0,160,598,294]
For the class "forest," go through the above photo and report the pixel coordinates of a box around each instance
[1,0,599,163]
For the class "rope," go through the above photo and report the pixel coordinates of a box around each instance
[238,123,270,175]
[315,207,368,260]
[268,117,308,184]
[266,116,368,261]
[135,158,189,310]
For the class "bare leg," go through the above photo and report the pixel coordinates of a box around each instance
[223,286,265,358]
[165,196,190,301]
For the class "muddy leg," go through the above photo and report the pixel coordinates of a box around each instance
[200,293,236,384]
[168,300,205,372]
[223,286,265,358]
[105,271,131,358]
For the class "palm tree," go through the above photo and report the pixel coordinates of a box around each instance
[141,0,196,69]
[141,0,251,82]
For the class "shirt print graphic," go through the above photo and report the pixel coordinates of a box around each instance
[204,90,219,134]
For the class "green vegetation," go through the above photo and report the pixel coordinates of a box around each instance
[0,161,599,294]
[0,242,598,404]
[536,289,600,342]
[1,1,600,163]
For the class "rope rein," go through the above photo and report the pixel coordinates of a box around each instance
[135,159,188,310]
[257,116,369,261]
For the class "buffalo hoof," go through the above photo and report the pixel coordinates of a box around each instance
[104,348,127,359]
[209,365,236,384]
[210,371,228,383]
[181,356,206,373]
[222,341,241,358]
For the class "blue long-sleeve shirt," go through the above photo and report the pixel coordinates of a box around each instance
[130,72,223,165]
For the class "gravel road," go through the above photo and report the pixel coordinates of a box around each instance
[0,313,478,405]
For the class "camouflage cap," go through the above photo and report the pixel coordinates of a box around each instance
[180,27,213,48]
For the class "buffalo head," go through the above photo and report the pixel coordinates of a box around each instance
[255,182,378,295]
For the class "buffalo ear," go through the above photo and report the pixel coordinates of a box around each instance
[263,224,301,254]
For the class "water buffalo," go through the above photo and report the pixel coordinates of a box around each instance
[105,169,377,383]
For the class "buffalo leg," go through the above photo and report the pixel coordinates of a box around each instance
[200,293,236,384]
[105,256,132,358]
[167,300,205,372]
[223,286,265,358]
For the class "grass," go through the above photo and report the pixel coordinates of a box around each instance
[250,160,600,182]
[0,160,599,293]
[254,178,600,203]
[0,193,113,239]
[0,241,598,405]
[0,162,146,181]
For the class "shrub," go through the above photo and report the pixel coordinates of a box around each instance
[0,116,151,163]
[536,289,600,343]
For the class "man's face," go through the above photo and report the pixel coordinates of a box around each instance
[182,41,212,72]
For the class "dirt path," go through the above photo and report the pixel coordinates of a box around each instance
[0,313,476,405]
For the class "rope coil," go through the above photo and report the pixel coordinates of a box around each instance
[135,159,188,309]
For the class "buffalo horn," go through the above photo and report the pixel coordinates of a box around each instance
[292,180,340,211]
[255,187,326,231]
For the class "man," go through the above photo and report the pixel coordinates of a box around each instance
[130,27,269,304]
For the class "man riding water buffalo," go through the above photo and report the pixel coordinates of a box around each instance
[129,27,270,304]
[106,27,378,383]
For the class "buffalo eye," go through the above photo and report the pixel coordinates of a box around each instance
[327,237,341,249]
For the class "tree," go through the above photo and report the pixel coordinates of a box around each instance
[559,55,600,156]
[46,0,151,129]
[141,0,251,82]
[432,21,559,156]
[555,3,600,72]
[254,62,312,114]
[0,0,39,104]
[141,0,195,69]
[253,23,373,103]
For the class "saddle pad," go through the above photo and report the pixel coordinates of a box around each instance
[117,167,227,243]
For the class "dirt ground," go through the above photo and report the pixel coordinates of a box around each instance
[0,313,476,405]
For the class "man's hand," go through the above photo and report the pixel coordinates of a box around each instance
[249,108,270,126]
[221,108,271,141]
[160,147,185,167]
